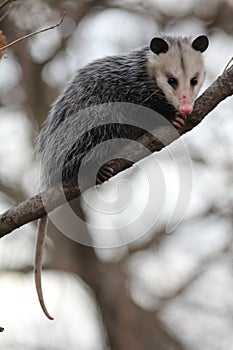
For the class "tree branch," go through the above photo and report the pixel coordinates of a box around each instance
[0,0,16,11]
[0,65,232,238]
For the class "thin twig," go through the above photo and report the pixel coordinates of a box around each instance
[0,0,15,11]
[0,11,65,52]
[0,1,13,24]
[224,57,233,72]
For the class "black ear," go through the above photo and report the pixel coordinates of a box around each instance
[192,35,209,53]
[150,37,169,55]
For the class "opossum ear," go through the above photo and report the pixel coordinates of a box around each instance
[150,37,169,55]
[192,35,209,53]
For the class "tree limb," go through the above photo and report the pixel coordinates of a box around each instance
[0,0,17,11]
[0,65,232,238]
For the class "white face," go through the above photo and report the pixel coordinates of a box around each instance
[147,37,207,115]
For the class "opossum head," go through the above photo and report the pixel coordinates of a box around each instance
[148,35,209,116]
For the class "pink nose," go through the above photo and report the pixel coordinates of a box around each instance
[179,105,193,115]
[179,96,193,115]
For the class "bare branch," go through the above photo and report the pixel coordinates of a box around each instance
[224,57,233,72]
[0,65,232,239]
[0,0,16,11]
[0,1,13,23]
[0,12,65,52]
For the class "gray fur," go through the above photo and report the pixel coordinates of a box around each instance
[35,36,207,320]
[37,46,176,188]
[37,36,207,189]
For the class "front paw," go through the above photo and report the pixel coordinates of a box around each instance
[96,164,114,185]
[172,114,187,129]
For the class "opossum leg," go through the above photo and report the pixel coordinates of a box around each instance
[96,164,114,185]
[35,216,54,320]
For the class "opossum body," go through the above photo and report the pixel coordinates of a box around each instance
[35,35,209,319]
[38,35,209,189]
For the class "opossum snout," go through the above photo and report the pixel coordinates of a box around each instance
[179,105,193,115]
[179,96,193,115]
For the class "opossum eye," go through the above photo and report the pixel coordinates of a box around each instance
[190,77,198,87]
[167,77,178,88]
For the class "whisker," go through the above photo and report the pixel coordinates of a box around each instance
[142,90,158,104]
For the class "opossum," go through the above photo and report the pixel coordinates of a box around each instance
[35,35,209,319]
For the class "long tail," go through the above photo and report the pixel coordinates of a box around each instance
[34,216,54,320]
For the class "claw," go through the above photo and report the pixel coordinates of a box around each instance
[175,117,185,126]
[96,165,114,185]
[172,121,182,129]
[173,114,187,129]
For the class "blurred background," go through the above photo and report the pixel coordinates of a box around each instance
[0,0,233,349]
